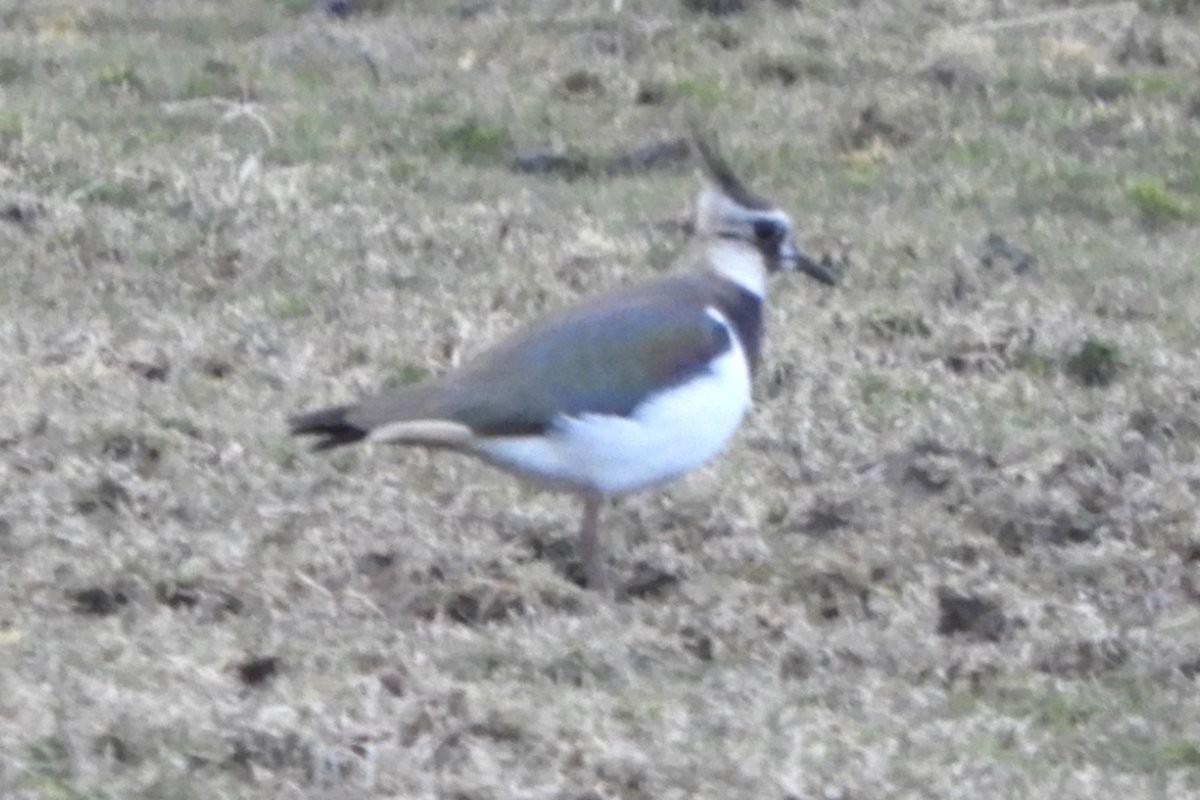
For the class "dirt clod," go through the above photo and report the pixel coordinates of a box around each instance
[844,103,912,150]
[780,647,813,681]
[797,502,853,538]
[605,139,691,175]
[69,586,129,616]
[793,571,872,622]
[1065,338,1124,387]
[237,656,281,687]
[1034,637,1129,676]
[73,477,131,515]
[681,0,747,15]
[936,590,1007,642]
[619,561,681,600]
[155,581,201,610]
[978,232,1035,274]
[512,151,590,179]
[680,625,715,661]
[127,352,170,382]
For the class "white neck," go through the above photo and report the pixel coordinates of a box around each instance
[705,238,767,298]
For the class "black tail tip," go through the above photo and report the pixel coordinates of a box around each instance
[289,405,368,450]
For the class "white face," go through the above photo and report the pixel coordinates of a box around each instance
[706,239,770,297]
[696,185,836,286]
[696,185,753,237]
[697,187,795,262]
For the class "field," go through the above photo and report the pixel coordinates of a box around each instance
[3,0,1200,797]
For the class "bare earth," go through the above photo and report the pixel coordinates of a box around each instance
[3,1,1200,798]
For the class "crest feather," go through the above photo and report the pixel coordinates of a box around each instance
[685,112,772,211]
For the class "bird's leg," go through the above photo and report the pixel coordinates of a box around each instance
[578,492,607,591]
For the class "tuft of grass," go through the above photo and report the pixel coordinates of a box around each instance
[384,363,429,388]
[85,180,140,207]
[838,165,883,191]
[1174,153,1200,196]
[942,136,1008,170]
[277,0,316,13]
[136,244,167,266]
[1031,691,1104,731]
[561,69,604,96]
[702,21,741,50]
[748,53,835,86]
[899,383,933,404]
[859,374,891,406]
[269,112,339,164]
[1139,0,1198,12]
[749,56,800,87]
[1116,736,1200,773]
[1020,354,1056,378]
[0,110,23,153]
[181,59,246,100]
[1065,338,1124,387]
[1127,177,1191,224]
[273,293,312,319]
[1153,739,1200,768]
[1053,162,1112,196]
[412,93,450,116]
[433,116,512,164]
[95,61,146,94]
[1026,160,1117,221]
[1132,71,1190,99]
[673,76,725,109]
[1082,73,1136,101]
[293,65,331,93]
[21,738,100,799]
[268,440,301,470]
[995,101,1034,127]
[386,156,419,184]
[0,53,28,84]
[865,311,932,341]
[963,731,1024,763]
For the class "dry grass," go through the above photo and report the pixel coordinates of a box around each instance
[3,1,1200,798]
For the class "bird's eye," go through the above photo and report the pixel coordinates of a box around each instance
[753,218,785,244]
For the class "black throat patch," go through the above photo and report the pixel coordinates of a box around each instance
[712,282,764,374]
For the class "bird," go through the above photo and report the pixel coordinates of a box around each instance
[289,127,836,590]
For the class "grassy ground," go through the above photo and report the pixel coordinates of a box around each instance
[3,0,1200,797]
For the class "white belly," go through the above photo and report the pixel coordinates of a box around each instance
[473,311,752,497]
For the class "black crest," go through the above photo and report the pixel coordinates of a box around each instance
[687,113,773,211]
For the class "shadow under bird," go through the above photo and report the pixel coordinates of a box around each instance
[289,130,837,590]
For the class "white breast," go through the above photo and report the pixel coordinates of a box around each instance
[473,308,753,497]
[706,238,767,298]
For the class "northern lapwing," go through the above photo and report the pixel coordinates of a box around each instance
[290,128,836,590]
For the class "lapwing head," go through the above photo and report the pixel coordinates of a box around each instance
[691,127,837,287]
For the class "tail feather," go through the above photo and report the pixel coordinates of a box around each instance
[289,405,368,450]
